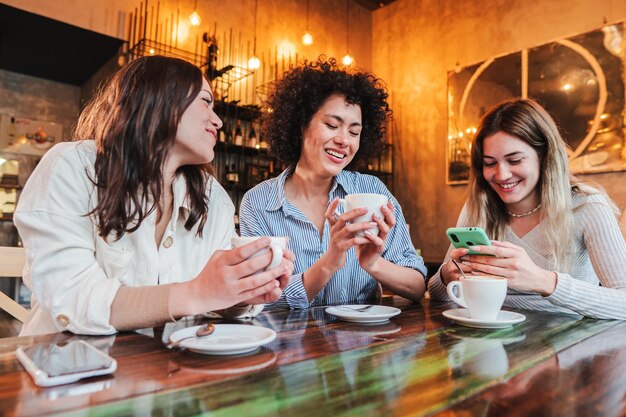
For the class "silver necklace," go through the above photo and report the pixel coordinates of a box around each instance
[507,203,542,218]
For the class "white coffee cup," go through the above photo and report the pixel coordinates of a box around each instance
[446,277,507,320]
[231,236,287,271]
[337,193,389,236]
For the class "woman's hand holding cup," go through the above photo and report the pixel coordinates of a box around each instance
[356,200,396,273]
[231,236,294,305]
[323,197,375,273]
[170,237,293,317]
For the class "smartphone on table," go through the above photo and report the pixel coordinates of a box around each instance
[16,340,117,387]
[446,227,493,256]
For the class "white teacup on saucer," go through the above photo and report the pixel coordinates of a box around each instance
[446,276,507,321]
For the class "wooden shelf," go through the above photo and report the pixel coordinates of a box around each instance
[214,141,272,156]
[214,101,262,121]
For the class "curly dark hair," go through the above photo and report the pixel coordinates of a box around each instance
[263,56,391,170]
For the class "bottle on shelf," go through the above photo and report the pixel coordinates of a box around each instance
[248,124,258,148]
[226,163,239,185]
[234,120,243,146]
[222,120,232,144]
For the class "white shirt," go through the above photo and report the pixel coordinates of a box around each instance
[15,141,238,335]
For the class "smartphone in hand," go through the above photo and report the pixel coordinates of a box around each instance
[446,227,493,256]
[16,340,117,387]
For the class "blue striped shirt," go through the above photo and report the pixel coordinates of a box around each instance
[240,165,426,309]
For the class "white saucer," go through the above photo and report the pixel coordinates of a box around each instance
[169,324,276,355]
[325,305,401,323]
[443,308,526,329]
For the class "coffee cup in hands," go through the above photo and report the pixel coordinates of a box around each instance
[231,236,288,271]
[446,277,507,320]
[337,193,388,236]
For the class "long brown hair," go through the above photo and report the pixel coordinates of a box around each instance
[74,56,213,239]
[467,98,572,269]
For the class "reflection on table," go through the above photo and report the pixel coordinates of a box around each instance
[0,298,624,417]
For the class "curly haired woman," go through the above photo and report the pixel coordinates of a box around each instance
[240,57,426,309]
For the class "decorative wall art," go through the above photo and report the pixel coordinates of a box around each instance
[447,22,625,184]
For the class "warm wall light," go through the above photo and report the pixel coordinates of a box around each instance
[174,21,190,43]
[342,54,354,66]
[189,0,201,26]
[302,0,313,45]
[278,41,296,59]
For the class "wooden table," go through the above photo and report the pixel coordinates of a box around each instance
[1,298,625,417]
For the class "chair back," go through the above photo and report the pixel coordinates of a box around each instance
[0,246,29,322]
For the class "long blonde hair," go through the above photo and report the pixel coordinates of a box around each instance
[467,98,573,270]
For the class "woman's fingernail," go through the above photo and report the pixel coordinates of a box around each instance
[460,256,468,261]
[469,246,480,251]
[364,230,372,236]
[369,222,377,227]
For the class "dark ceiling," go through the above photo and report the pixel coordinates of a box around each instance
[353,0,398,11]
[0,3,123,85]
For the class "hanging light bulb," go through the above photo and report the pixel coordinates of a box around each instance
[248,0,261,71]
[302,32,313,46]
[189,0,201,26]
[302,0,313,45]
[342,0,353,66]
[248,55,261,70]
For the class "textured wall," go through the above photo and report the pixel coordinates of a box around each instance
[0,69,80,140]
[373,0,626,262]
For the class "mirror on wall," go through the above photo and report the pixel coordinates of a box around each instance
[447,22,625,185]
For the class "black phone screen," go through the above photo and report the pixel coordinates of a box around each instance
[22,341,113,377]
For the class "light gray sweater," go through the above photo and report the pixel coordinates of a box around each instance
[428,192,626,320]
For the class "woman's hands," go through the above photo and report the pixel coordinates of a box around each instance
[440,247,472,285]
[243,246,294,305]
[356,201,396,273]
[170,238,294,317]
[321,198,397,274]
[458,241,557,296]
[321,197,375,273]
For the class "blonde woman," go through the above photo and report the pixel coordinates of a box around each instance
[428,98,626,320]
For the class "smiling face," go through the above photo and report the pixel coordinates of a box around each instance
[298,94,362,177]
[170,78,223,167]
[482,131,541,212]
